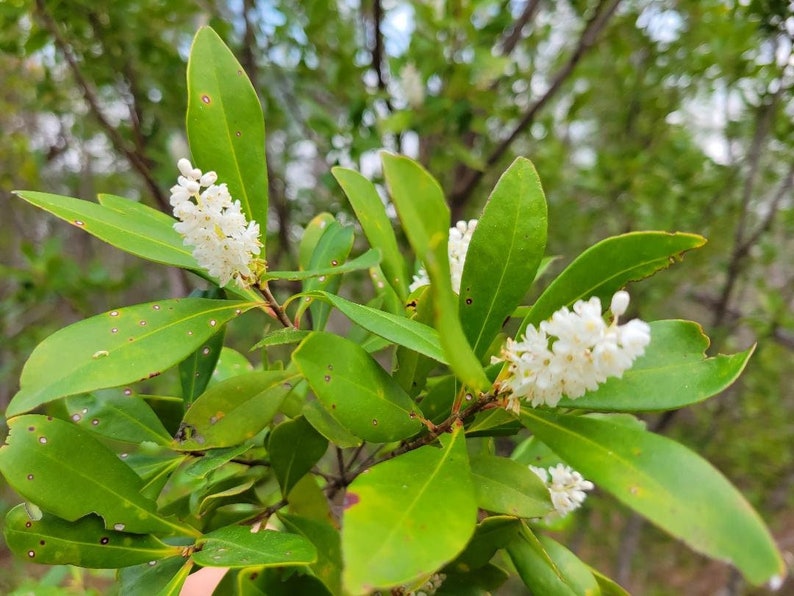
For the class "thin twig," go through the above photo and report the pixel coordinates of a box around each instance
[259,282,295,328]
[450,0,623,214]
[35,0,169,212]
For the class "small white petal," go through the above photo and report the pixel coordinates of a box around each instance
[610,290,630,317]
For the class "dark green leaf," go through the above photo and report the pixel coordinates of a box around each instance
[186,27,268,229]
[4,504,180,568]
[460,157,547,357]
[293,332,423,442]
[192,525,317,568]
[558,320,754,411]
[269,416,328,496]
[381,153,490,393]
[332,167,409,299]
[175,371,295,450]
[0,415,196,536]
[180,325,225,404]
[279,513,343,595]
[264,248,380,281]
[7,299,252,416]
[522,232,706,329]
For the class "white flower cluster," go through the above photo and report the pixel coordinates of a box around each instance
[530,463,594,517]
[170,159,262,288]
[409,219,477,294]
[497,291,651,411]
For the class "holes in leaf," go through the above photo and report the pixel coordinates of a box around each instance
[38,437,47,444]
[465,298,473,305]
[139,320,147,326]
[26,474,34,480]
[372,418,379,426]
[110,311,119,317]
[324,375,331,382]
[27,550,35,558]
[209,320,217,327]
[100,537,110,545]
[91,419,100,426]
[202,347,211,356]
[73,220,85,226]
[201,94,211,104]
[152,304,161,310]
[113,523,125,531]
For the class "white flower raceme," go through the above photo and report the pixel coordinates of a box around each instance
[409,219,477,294]
[496,290,651,411]
[530,463,594,517]
[170,158,262,288]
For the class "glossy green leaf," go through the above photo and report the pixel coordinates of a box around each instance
[118,557,188,596]
[381,153,490,393]
[304,290,446,363]
[558,320,754,411]
[192,525,317,568]
[302,400,363,449]
[300,221,354,330]
[251,328,311,350]
[155,560,194,596]
[279,513,342,595]
[209,347,256,385]
[293,332,423,442]
[264,248,381,281]
[0,415,195,536]
[518,410,785,586]
[469,455,552,518]
[590,568,630,596]
[332,167,409,299]
[183,444,252,478]
[186,26,268,229]
[13,191,197,269]
[394,286,438,395]
[64,390,172,445]
[506,524,599,595]
[175,371,295,450]
[269,416,328,496]
[4,504,180,568]
[180,325,225,404]
[460,158,547,357]
[522,232,706,329]
[342,427,477,593]
[445,516,522,574]
[7,299,252,417]
[299,213,336,270]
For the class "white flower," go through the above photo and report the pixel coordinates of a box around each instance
[496,291,651,408]
[530,463,594,517]
[409,219,477,294]
[170,158,262,288]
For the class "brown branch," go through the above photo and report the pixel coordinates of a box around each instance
[449,0,623,214]
[372,0,388,93]
[497,0,542,56]
[35,1,169,212]
[259,282,295,328]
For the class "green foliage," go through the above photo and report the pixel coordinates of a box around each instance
[1,18,789,596]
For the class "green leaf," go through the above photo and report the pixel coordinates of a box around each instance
[469,455,552,518]
[522,232,706,329]
[342,426,477,593]
[300,221,354,331]
[64,390,172,445]
[332,167,409,299]
[304,290,446,363]
[179,325,225,404]
[506,524,599,595]
[269,416,328,496]
[518,410,785,586]
[155,560,194,596]
[558,320,754,411]
[302,400,363,449]
[445,516,522,574]
[293,332,423,443]
[7,299,253,417]
[13,191,196,269]
[118,557,188,596]
[381,153,489,393]
[460,158,547,358]
[3,504,181,568]
[209,347,256,385]
[192,525,317,568]
[279,513,343,595]
[175,371,295,450]
[264,248,381,281]
[251,328,311,350]
[186,26,268,230]
[299,213,336,270]
[0,415,195,536]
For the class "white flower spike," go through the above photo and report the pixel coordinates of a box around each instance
[409,219,478,294]
[530,463,594,518]
[170,159,263,288]
[496,291,651,408]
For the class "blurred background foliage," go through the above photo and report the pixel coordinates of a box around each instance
[0,0,792,593]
